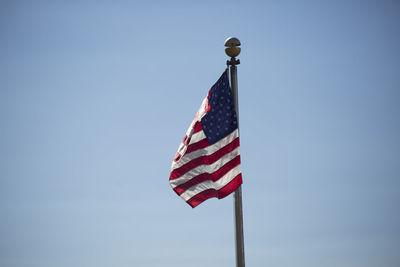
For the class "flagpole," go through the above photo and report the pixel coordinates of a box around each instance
[225,37,245,267]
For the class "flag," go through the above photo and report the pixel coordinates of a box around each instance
[169,70,242,208]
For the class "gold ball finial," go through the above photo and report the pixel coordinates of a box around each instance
[224,37,241,58]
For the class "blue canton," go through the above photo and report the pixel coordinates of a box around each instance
[201,71,238,145]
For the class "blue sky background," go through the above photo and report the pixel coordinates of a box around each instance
[1,1,399,266]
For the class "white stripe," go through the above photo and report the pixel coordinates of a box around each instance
[169,146,240,188]
[171,129,239,171]
[180,164,242,201]
[190,130,206,144]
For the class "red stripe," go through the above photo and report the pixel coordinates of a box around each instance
[174,155,241,195]
[173,152,182,163]
[186,174,243,208]
[217,173,242,199]
[193,121,203,134]
[186,138,210,154]
[169,137,240,180]
[182,135,190,146]
[186,189,217,208]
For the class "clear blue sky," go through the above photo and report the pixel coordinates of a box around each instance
[1,1,399,266]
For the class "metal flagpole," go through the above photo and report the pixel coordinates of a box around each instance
[225,37,245,267]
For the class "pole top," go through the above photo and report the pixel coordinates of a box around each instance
[224,37,241,47]
[225,37,241,65]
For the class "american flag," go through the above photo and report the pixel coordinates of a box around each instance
[169,70,242,208]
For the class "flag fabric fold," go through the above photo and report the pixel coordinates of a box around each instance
[169,70,243,208]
